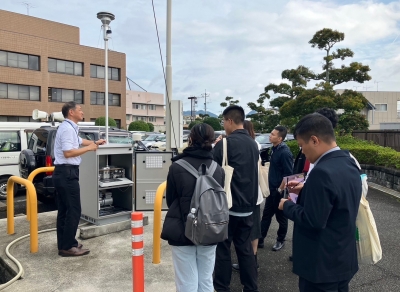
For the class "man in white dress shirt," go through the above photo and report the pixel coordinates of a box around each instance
[53,101,105,257]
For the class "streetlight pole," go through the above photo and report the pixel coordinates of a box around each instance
[97,11,115,142]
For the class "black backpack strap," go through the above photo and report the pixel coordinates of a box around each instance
[175,159,199,179]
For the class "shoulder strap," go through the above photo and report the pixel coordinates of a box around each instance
[222,138,228,167]
[175,159,199,179]
[208,161,217,176]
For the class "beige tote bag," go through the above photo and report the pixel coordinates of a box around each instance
[356,175,382,264]
[222,138,234,209]
[259,159,270,198]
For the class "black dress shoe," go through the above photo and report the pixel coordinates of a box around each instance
[58,247,90,257]
[272,241,285,251]
[232,263,240,272]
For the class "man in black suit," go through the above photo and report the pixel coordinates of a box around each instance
[279,113,361,292]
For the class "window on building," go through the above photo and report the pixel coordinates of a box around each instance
[132,103,140,109]
[90,92,121,106]
[0,116,36,122]
[148,104,156,110]
[48,58,83,76]
[48,88,83,103]
[141,104,146,110]
[0,50,39,71]
[90,64,120,81]
[135,116,147,121]
[374,104,387,112]
[0,83,40,101]
[126,115,131,121]
[397,101,400,118]
[148,117,156,122]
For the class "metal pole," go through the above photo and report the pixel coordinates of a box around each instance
[104,25,109,142]
[166,0,172,151]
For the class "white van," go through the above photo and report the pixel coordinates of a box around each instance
[0,122,51,199]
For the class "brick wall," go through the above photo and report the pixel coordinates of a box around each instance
[0,10,127,128]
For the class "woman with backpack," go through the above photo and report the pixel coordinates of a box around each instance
[161,123,225,292]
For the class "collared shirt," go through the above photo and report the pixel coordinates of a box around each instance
[305,146,340,181]
[54,119,83,165]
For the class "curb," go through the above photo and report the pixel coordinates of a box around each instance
[368,182,400,199]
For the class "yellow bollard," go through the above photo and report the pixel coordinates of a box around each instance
[26,167,55,221]
[7,176,39,253]
[6,180,15,235]
[152,181,166,264]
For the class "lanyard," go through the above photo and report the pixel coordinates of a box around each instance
[64,120,79,139]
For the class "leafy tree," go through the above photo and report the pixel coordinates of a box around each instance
[203,117,222,131]
[197,114,210,121]
[95,117,117,127]
[337,112,369,135]
[188,120,202,129]
[147,122,154,132]
[128,120,149,131]
[247,96,277,133]
[220,96,240,108]
[260,28,371,132]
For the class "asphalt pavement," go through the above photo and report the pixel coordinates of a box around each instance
[0,185,399,291]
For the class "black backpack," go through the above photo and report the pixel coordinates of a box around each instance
[175,160,229,245]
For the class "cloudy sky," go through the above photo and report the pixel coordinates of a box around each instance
[2,0,400,115]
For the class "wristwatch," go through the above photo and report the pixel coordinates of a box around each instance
[277,187,282,193]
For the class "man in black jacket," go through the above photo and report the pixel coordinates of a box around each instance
[279,113,361,292]
[258,126,293,251]
[213,105,259,292]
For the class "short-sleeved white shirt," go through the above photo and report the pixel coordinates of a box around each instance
[54,119,83,165]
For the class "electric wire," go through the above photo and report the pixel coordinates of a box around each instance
[151,0,178,150]
[0,222,89,291]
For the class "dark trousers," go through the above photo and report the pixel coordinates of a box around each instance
[214,214,258,292]
[299,277,350,292]
[53,165,81,251]
[260,189,288,242]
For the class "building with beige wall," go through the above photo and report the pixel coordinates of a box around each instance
[337,90,400,130]
[0,9,126,128]
[126,90,165,130]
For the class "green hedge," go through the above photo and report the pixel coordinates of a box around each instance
[286,136,400,169]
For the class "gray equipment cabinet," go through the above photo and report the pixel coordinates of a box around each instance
[80,144,134,225]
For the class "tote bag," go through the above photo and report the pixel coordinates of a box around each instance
[259,159,270,198]
[356,174,382,264]
[222,138,234,209]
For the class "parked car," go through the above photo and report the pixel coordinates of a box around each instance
[142,134,165,148]
[18,125,141,203]
[0,122,53,199]
[255,134,271,150]
[150,135,166,150]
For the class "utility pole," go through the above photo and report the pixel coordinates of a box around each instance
[374,81,382,92]
[363,86,372,91]
[21,2,36,15]
[353,86,361,91]
[201,89,210,115]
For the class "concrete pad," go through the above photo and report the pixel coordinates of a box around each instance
[79,216,149,239]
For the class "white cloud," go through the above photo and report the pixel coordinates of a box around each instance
[1,0,400,114]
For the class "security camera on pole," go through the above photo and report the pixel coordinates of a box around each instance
[97,11,115,142]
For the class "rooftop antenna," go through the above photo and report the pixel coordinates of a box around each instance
[21,2,36,15]
[374,81,383,92]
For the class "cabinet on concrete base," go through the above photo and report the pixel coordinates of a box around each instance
[80,144,134,225]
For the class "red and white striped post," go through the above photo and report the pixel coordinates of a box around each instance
[131,212,144,292]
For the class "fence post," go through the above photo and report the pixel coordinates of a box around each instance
[152,181,166,264]
[131,212,144,292]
